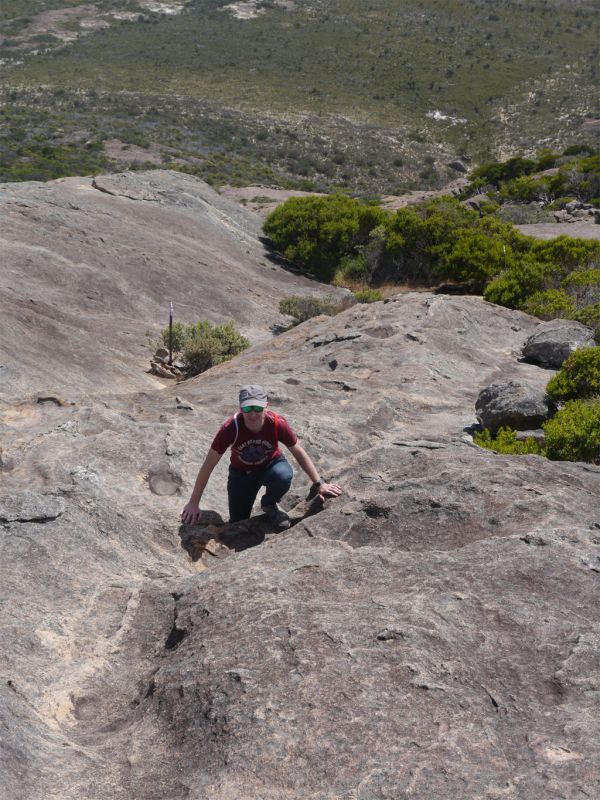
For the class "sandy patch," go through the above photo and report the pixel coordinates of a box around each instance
[23,5,101,43]
[138,1,186,14]
[219,184,325,216]
[103,138,165,167]
[516,221,600,241]
[220,180,471,217]
[9,5,120,48]
[221,0,296,19]
[221,1,266,20]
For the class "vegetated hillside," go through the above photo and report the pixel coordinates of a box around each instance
[0,0,597,193]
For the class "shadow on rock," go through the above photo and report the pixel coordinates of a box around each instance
[178,495,324,563]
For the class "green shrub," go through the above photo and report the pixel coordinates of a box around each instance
[520,289,577,320]
[484,238,600,314]
[466,149,599,207]
[279,295,341,324]
[159,319,249,376]
[471,157,538,188]
[159,320,186,352]
[545,347,600,402]
[532,237,600,277]
[563,268,600,306]
[263,195,386,281]
[335,253,370,282]
[353,287,382,303]
[495,203,553,224]
[563,145,596,157]
[436,230,514,289]
[500,176,548,203]
[573,304,600,343]
[474,427,543,455]
[543,399,600,464]
[547,196,577,211]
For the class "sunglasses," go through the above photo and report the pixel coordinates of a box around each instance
[241,405,265,413]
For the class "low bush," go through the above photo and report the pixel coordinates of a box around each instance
[159,320,249,376]
[495,203,553,224]
[544,399,600,464]
[563,269,600,307]
[573,304,600,342]
[545,347,600,403]
[520,289,577,320]
[279,295,342,325]
[466,148,599,205]
[474,427,543,456]
[334,253,370,283]
[263,194,386,281]
[500,175,549,203]
[353,287,382,303]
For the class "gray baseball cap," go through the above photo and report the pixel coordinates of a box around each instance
[239,384,268,408]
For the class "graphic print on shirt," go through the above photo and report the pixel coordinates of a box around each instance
[211,411,297,472]
[235,437,275,467]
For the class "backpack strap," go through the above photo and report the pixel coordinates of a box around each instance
[231,412,241,448]
[231,411,278,450]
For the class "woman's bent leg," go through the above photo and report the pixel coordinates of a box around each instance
[227,468,261,522]
[261,457,293,507]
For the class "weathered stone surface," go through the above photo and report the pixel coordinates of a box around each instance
[0,170,342,402]
[147,462,184,496]
[515,428,546,446]
[0,491,65,523]
[475,380,552,433]
[522,318,596,367]
[447,159,468,173]
[461,192,489,211]
[1,173,599,800]
[515,221,600,241]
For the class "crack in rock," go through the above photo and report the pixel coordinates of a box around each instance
[0,492,65,524]
[310,330,362,348]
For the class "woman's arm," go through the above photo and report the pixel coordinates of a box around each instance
[288,442,342,500]
[180,447,223,524]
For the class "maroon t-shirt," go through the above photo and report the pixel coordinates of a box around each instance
[211,411,298,472]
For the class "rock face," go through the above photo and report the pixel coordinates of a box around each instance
[522,319,596,368]
[1,173,599,800]
[0,170,340,401]
[475,380,552,433]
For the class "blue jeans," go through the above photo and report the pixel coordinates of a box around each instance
[227,456,293,523]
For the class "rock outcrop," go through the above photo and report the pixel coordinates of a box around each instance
[475,380,552,433]
[0,170,340,401]
[1,173,598,800]
[522,319,596,368]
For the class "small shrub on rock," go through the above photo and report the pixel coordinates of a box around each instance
[520,289,577,320]
[474,427,543,456]
[353,287,382,303]
[159,320,249,377]
[279,295,342,325]
[573,303,600,343]
[546,347,600,402]
[563,269,600,308]
[543,399,600,464]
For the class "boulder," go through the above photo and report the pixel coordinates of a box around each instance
[522,319,596,368]
[447,159,468,173]
[476,380,552,433]
[462,193,489,212]
[515,428,546,447]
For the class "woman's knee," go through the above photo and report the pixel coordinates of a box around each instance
[266,458,293,489]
